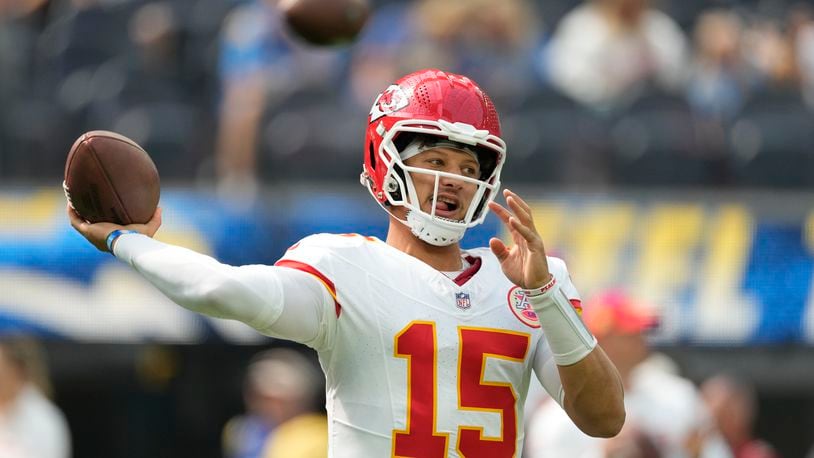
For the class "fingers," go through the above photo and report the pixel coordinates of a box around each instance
[490,190,540,244]
[488,200,512,223]
[66,204,109,251]
[66,203,87,232]
[504,189,535,229]
[491,190,533,227]
[504,188,531,214]
[508,216,543,251]
[140,207,163,236]
[488,201,525,245]
[489,237,509,261]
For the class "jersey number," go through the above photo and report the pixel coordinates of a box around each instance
[392,321,530,458]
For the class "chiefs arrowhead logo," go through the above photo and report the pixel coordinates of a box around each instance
[369,85,410,121]
[507,286,540,328]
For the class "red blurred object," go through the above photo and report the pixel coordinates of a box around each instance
[582,290,660,337]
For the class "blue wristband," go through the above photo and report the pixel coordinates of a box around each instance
[106,230,139,254]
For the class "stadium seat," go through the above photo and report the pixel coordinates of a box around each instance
[259,87,363,182]
[729,87,814,188]
[38,3,134,79]
[0,97,73,180]
[502,86,612,185]
[608,89,714,186]
[111,102,206,180]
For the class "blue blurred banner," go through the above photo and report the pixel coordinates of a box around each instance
[0,187,812,345]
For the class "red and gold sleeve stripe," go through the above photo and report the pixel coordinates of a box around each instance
[274,259,341,318]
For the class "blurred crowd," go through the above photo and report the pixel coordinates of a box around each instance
[525,290,779,458]
[0,338,70,458]
[3,0,814,191]
[222,348,326,458]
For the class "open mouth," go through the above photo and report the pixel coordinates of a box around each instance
[433,196,460,218]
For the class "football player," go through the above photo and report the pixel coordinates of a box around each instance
[68,69,625,457]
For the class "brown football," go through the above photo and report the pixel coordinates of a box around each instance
[280,0,370,46]
[64,131,160,225]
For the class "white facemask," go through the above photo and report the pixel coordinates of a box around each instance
[395,136,485,246]
[362,119,506,247]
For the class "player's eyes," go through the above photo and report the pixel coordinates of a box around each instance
[424,159,478,177]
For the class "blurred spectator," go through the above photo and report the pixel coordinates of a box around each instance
[0,337,71,458]
[686,9,755,121]
[545,0,689,111]
[213,0,343,198]
[788,3,814,107]
[526,290,731,458]
[0,0,71,178]
[700,375,778,458]
[124,2,185,102]
[103,1,207,179]
[7,0,814,188]
[742,15,799,91]
[604,423,663,458]
[222,348,326,458]
[348,0,544,110]
[0,0,49,100]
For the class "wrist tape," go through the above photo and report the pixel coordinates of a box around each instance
[106,230,139,254]
[525,277,597,366]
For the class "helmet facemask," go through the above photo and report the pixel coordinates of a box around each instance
[368,119,506,246]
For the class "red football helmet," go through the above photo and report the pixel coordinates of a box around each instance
[361,69,507,245]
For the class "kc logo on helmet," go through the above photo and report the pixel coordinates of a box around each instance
[369,85,410,121]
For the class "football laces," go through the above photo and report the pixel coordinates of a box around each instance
[62,181,75,210]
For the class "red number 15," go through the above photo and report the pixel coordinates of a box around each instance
[392,321,530,458]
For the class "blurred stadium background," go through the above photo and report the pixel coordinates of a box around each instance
[2,0,814,456]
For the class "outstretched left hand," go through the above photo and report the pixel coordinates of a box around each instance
[488,189,552,290]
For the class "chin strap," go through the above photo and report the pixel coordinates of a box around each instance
[406,210,466,246]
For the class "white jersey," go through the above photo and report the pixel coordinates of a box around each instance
[275,233,581,458]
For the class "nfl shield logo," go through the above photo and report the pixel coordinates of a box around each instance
[455,292,471,310]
